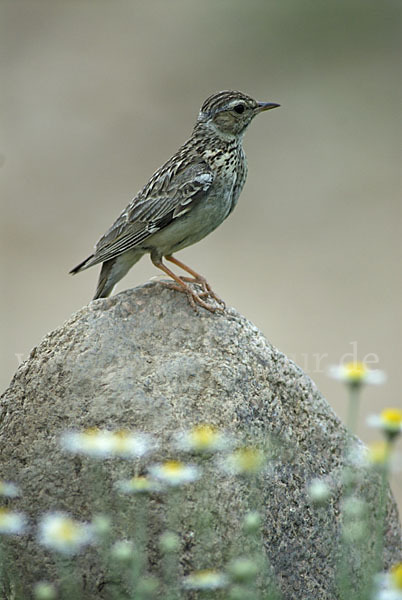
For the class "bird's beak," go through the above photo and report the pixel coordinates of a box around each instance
[257,102,280,112]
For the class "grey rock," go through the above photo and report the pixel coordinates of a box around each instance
[1,283,401,599]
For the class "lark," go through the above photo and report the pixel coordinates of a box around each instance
[70,90,279,312]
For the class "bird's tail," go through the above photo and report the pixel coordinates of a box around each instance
[93,259,115,299]
[70,254,115,299]
[93,251,145,299]
[69,254,95,275]
[70,250,144,299]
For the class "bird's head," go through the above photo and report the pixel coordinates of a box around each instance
[196,90,279,138]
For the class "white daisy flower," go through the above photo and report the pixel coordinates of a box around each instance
[367,441,390,466]
[0,480,20,497]
[61,428,154,459]
[60,428,113,458]
[0,508,27,535]
[375,589,402,600]
[38,512,94,555]
[148,460,201,487]
[107,430,154,458]
[390,564,402,592]
[174,424,230,453]
[328,362,386,386]
[373,563,402,599]
[183,569,228,590]
[115,475,162,494]
[222,447,265,476]
[367,409,402,440]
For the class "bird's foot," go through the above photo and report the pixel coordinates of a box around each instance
[159,280,224,313]
[180,276,226,309]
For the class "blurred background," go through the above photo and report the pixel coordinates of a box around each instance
[1,1,401,505]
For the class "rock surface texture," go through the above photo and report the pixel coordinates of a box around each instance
[1,283,401,599]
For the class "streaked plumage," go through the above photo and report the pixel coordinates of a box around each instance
[70,90,279,311]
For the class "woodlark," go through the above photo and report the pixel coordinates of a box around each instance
[70,90,279,312]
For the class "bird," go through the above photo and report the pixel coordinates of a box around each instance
[70,90,279,312]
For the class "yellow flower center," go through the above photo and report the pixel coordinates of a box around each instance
[162,460,184,475]
[381,408,402,426]
[83,427,100,436]
[130,476,149,489]
[234,448,263,473]
[115,429,130,439]
[344,362,367,381]
[367,441,390,465]
[57,520,80,542]
[111,430,131,451]
[0,507,10,520]
[190,425,218,447]
[82,428,103,446]
[391,563,402,590]
[196,569,215,578]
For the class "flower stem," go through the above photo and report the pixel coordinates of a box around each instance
[346,384,361,435]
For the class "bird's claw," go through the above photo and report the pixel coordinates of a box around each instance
[159,280,225,313]
[179,276,225,308]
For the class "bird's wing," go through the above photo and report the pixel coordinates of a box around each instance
[86,160,213,267]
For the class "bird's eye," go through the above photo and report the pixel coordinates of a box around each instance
[233,104,245,114]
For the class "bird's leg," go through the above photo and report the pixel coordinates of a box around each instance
[151,256,221,313]
[165,255,225,308]
[165,254,210,288]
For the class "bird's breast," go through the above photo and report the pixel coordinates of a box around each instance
[202,147,240,171]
